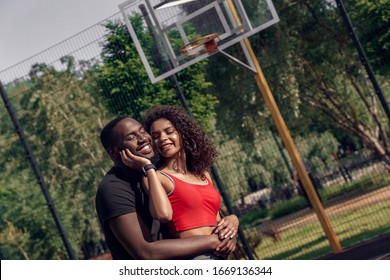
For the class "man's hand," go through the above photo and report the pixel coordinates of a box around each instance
[214,214,239,239]
[214,234,237,257]
[120,149,151,171]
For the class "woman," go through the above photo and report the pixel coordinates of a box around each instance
[120,105,238,259]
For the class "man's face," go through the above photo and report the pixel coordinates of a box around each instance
[110,118,155,160]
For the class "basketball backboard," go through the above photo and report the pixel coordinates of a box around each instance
[119,0,279,83]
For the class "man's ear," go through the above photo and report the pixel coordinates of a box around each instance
[108,147,119,159]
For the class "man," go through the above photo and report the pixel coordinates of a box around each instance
[96,116,237,259]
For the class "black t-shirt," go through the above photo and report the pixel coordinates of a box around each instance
[95,166,154,259]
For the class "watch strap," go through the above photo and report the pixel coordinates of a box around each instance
[142,164,156,176]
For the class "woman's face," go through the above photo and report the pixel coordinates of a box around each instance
[150,118,182,158]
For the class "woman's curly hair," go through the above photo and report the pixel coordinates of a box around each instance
[143,105,217,177]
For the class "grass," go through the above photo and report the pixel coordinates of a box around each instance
[254,200,390,259]
[235,172,390,259]
[321,173,390,200]
[239,208,269,227]
[239,173,390,228]
[269,197,308,219]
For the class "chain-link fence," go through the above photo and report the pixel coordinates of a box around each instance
[1,0,389,260]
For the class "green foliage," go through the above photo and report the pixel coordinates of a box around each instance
[297,131,339,173]
[0,63,110,259]
[239,208,269,228]
[269,197,309,220]
[96,18,218,131]
[208,0,389,168]
[215,129,339,202]
[322,172,390,201]
[347,0,390,74]
[1,0,389,260]
[0,170,65,259]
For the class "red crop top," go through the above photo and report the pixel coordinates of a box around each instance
[160,172,221,234]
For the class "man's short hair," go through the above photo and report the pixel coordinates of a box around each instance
[100,116,128,151]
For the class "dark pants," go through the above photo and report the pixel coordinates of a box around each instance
[191,253,226,260]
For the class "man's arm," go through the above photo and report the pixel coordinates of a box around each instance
[109,212,221,260]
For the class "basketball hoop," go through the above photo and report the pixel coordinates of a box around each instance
[180,33,219,56]
[119,0,280,82]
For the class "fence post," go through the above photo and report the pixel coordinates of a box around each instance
[0,81,76,260]
[335,0,390,123]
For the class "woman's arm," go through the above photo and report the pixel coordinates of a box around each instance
[142,172,173,223]
[204,171,239,239]
[120,149,173,223]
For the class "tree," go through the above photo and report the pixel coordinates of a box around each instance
[346,0,390,74]
[0,61,110,259]
[208,0,389,163]
[279,0,390,163]
[96,17,218,131]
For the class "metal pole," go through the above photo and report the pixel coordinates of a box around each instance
[210,165,255,259]
[226,0,343,253]
[0,81,76,260]
[245,40,343,254]
[139,4,255,259]
[335,0,390,122]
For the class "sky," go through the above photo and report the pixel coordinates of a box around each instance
[0,0,126,71]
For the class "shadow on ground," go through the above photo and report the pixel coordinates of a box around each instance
[319,232,390,260]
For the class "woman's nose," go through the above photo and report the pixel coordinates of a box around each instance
[159,133,168,141]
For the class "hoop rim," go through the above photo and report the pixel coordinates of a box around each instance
[180,33,219,56]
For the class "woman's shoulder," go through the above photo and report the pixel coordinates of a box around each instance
[157,170,175,190]
[203,171,212,181]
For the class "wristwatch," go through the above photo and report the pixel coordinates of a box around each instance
[142,164,156,176]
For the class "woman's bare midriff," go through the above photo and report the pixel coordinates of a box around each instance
[175,226,216,238]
